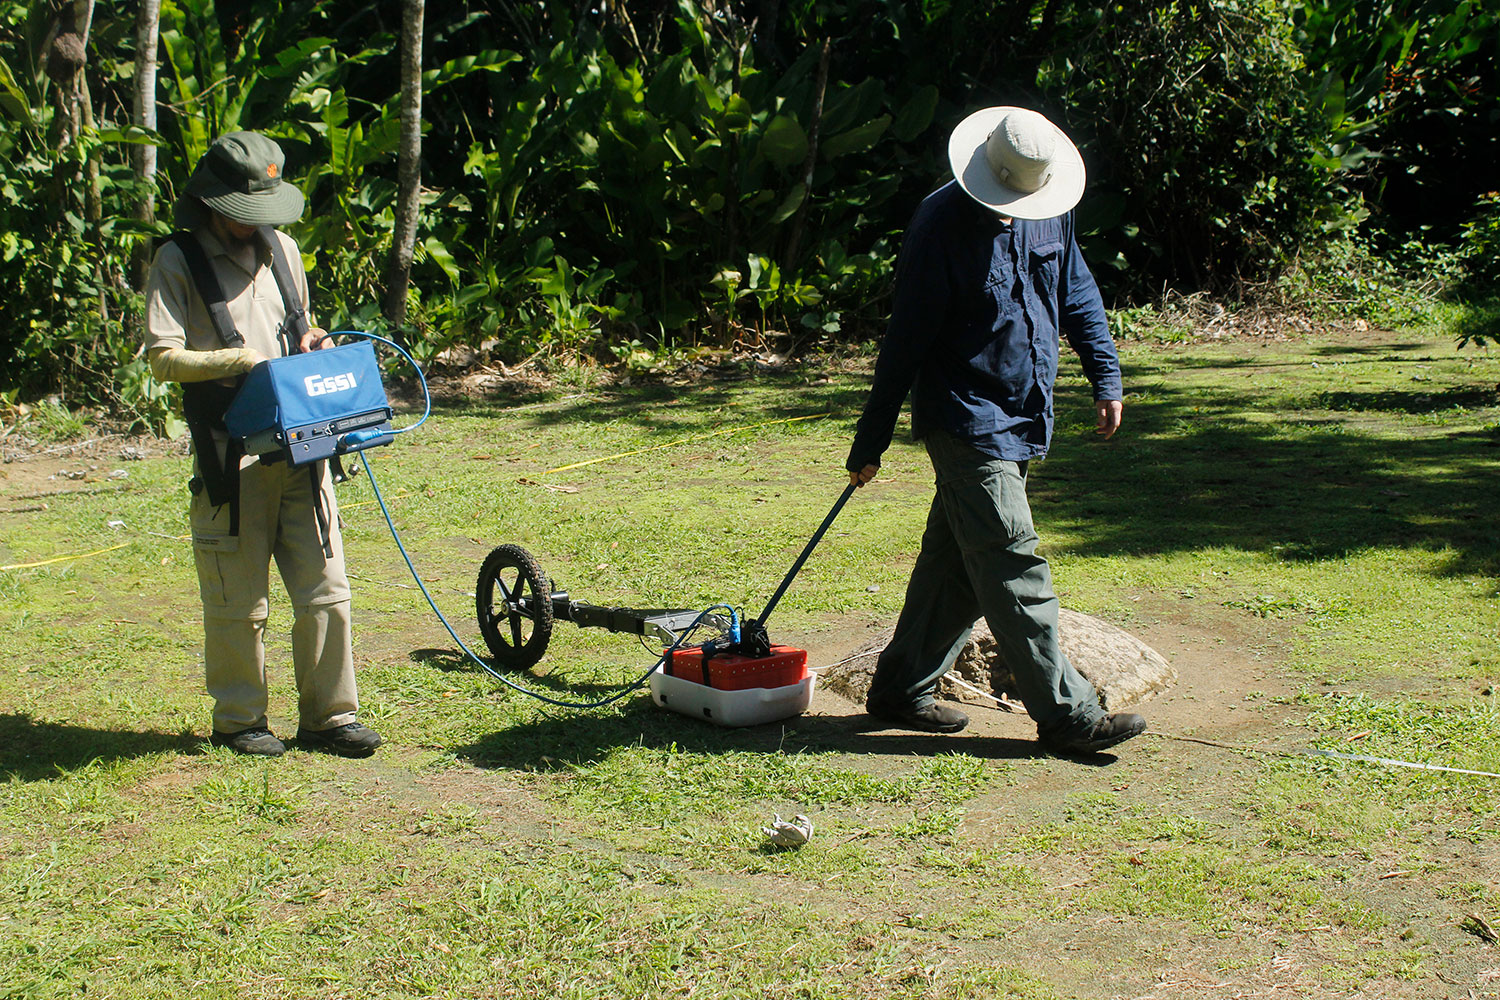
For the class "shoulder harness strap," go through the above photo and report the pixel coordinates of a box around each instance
[258,226,310,355]
[169,231,244,349]
[181,381,244,535]
[171,230,245,532]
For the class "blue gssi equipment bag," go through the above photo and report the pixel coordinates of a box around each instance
[225,341,394,466]
[168,226,393,557]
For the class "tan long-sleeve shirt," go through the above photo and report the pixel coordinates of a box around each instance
[145,227,315,361]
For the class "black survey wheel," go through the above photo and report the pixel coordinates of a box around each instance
[476,544,553,671]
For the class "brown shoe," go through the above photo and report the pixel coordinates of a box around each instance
[1043,713,1147,755]
[866,698,969,734]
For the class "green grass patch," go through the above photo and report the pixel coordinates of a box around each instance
[2,330,1498,996]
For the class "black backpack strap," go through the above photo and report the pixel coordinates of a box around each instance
[182,381,245,535]
[258,226,310,355]
[169,231,244,349]
[171,231,245,533]
[309,463,334,558]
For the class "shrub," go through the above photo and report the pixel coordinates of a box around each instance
[1458,192,1500,298]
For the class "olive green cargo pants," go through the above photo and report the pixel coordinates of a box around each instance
[866,431,1104,741]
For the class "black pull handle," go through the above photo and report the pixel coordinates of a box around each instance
[754,481,858,631]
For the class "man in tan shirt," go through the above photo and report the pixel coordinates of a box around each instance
[146,131,381,758]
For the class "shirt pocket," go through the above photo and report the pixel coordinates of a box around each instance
[951,256,1011,358]
[1027,240,1064,298]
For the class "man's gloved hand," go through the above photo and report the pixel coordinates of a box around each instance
[148,346,266,383]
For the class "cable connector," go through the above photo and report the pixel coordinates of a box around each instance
[338,427,393,453]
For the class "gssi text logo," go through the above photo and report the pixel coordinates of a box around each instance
[304,371,358,397]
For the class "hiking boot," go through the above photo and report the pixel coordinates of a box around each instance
[1042,713,1147,755]
[866,697,969,734]
[209,727,286,757]
[297,722,383,758]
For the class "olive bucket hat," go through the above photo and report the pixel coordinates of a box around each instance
[947,107,1085,220]
[182,131,305,226]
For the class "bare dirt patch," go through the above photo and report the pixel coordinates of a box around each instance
[0,431,183,515]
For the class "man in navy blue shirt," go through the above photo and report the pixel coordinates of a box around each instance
[846,107,1146,755]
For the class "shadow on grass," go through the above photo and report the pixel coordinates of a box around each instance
[409,648,473,673]
[426,362,1498,584]
[409,647,635,696]
[422,366,871,436]
[0,713,200,781]
[452,698,1120,770]
[1039,377,1500,583]
[1309,342,1442,358]
[1299,384,1498,415]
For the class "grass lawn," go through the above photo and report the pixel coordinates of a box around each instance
[0,327,1496,999]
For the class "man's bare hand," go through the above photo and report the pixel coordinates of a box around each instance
[849,464,880,488]
[1095,399,1123,439]
[300,327,332,352]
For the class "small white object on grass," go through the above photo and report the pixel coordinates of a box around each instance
[762,813,813,848]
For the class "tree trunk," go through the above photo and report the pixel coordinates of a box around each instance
[782,37,830,269]
[384,0,424,334]
[718,17,754,302]
[51,0,107,321]
[45,0,99,217]
[130,0,162,291]
[76,0,98,233]
[754,0,783,67]
[45,1,90,203]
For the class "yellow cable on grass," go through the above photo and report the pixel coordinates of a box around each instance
[542,411,831,476]
[1,542,131,571]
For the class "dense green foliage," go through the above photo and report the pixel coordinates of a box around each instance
[2,0,1498,417]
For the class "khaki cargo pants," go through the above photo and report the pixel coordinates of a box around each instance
[191,451,358,735]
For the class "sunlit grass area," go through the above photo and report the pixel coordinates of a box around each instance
[1,331,1497,998]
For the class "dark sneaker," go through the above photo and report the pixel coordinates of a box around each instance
[1043,713,1147,755]
[866,697,969,734]
[297,722,383,758]
[209,727,286,757]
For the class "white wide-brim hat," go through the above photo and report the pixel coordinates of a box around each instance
[948,106,1085,220]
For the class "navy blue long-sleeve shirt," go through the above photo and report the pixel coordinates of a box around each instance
[846,180,1122,471]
